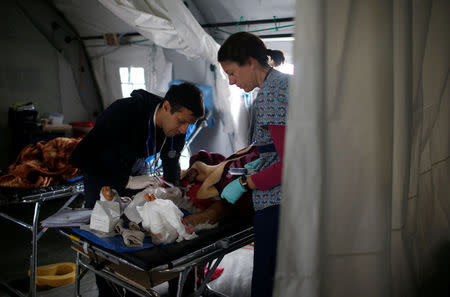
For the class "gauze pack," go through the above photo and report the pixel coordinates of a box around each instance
[89,201,120,233]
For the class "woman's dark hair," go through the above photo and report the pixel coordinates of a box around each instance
[164,82,205,118]
[218,32,285,67]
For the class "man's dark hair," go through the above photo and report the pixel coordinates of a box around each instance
[218,32,285,67]
[164,82,205,118]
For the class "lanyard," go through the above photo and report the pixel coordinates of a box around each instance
[146,103,167,173]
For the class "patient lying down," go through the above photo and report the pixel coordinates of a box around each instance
[180,147,257,227]
[94,148,255,245]
[97,186,196,245]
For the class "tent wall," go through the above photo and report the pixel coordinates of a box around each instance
[164,49,234,156]
[0,0,234,170]
[53,0,235,157]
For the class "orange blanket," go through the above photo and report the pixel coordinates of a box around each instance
[0,137,81,188]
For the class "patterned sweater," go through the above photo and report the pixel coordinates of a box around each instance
[249,69,290,211]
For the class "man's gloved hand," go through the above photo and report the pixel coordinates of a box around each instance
[126,175,162,190]
[220,178,246,204]
[244,158,263,170]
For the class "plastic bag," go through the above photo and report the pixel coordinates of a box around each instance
[89,201,120,233]
[154,187,182,200]
[124,186,186,224]
[153,186,199,214]
[137,198,197,244]
[124,187,158,223]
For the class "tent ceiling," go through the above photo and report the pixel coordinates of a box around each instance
[191,0,295,24]
[190,0,296,40]
[52,0,296,40]
[52,0,136,37]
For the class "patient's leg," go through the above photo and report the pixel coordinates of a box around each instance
[183,200,232,226]
[183,194,253,227]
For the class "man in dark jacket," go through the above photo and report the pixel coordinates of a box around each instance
[70,82,204,297]
[71,82,204,208]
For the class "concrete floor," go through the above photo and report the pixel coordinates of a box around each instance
[0,197,253,297]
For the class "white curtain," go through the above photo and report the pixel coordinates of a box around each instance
[97,0,235,133]
[275,0,449,296]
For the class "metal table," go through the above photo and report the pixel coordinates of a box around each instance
[60,216,254,297]
[0,180,84,297]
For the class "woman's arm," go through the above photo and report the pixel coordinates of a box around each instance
[247,125,286,191]
[247,161,282,191]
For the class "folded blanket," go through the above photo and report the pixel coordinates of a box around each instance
[184,146,259,200]
[115,219,145,247]
[181,149,256,227]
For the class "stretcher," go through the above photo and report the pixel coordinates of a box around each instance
[0,179,84,297]
[59,215,254,297]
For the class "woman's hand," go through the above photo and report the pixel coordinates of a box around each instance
[220,178,246,204]
[245,158,263,170]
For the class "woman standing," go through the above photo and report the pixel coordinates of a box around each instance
[218,32,290,297]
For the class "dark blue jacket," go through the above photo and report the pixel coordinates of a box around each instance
[70,90,185,193]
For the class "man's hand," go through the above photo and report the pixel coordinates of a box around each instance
[126,175,161,190]
[220,178,246,204]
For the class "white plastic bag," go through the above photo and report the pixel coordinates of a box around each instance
[152,186,200,214]
[137,198,197,244]
[124,187,158,223]
[89,201,120,233]
[154,187,182,200]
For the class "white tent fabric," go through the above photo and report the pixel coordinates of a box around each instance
[88,44,173,107]
[52,0,173,108]
[97,0,235,134]
[275,0,449,296]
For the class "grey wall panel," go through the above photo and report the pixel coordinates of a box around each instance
[0,1,61,167]
[164,48,234,157]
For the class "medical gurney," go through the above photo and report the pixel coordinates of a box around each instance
[0,179,84,297]
[59,216,254,297]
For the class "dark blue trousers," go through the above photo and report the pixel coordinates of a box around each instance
[251,204,280,297]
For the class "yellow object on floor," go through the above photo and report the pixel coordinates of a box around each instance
[31,262,76,287]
